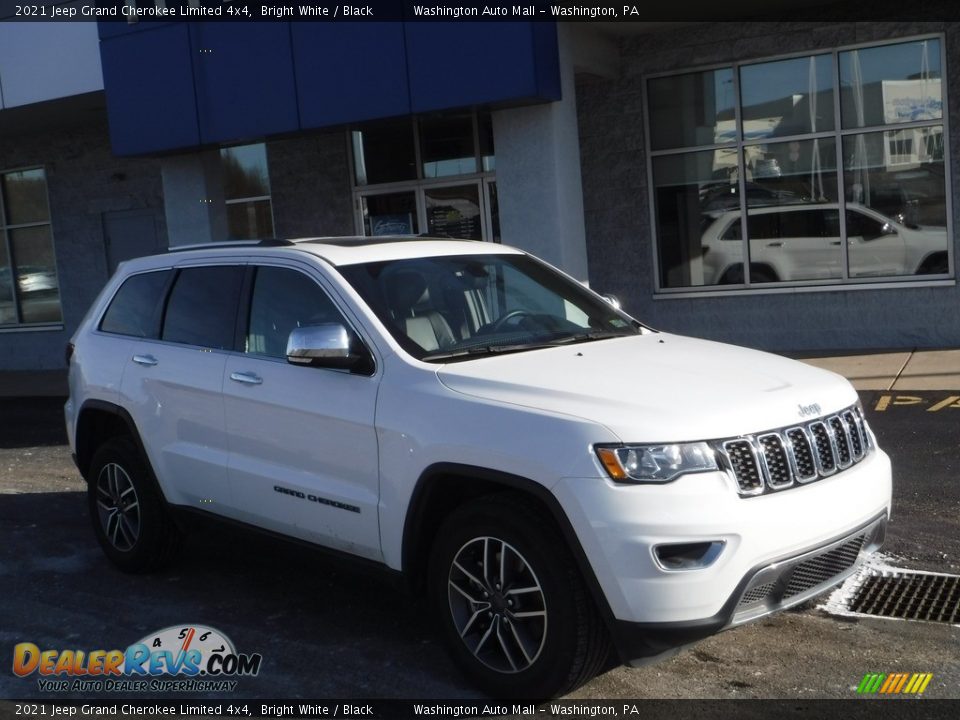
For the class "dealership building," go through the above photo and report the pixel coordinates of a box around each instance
[0,2,958,373]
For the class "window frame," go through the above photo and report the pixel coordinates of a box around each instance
[347,111,499,242]
[220,143,276,241]
[0,165,63,329]
[643,33,954,298]
[158,264,246,351]
[239,261,378,375]
[244,264,349,360]
[97,268,175,339]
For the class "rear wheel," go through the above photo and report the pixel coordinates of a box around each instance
[428,493,610,697]
[748,265,777,283]
[918,253,948,275]
[88,437,181,573]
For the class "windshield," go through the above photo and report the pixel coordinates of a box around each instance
[338,253,643,362]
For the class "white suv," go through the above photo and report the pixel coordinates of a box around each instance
[65,237,891,697]
[701,202,948,284]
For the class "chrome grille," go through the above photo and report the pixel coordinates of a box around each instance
[830,416,852,468]
[722,440,764,494]
[786,427,817,481]
[758,434,792,489]
[717,404,874,497]
[843,410,864,459]
[810,421,837,474]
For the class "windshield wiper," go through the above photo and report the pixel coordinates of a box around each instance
[425,342,561,361]
[425,332,632,361]
[545,330,631,345]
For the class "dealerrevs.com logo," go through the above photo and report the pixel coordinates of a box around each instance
[13,625,262,693]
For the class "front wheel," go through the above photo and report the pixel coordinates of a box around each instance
[88,437,182,573]
[428,494,610,698]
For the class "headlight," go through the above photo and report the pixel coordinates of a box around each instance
[595,443,718,483]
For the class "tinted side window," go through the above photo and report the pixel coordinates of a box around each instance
[746,213,778,240]
[100,270,171,338]
[721,218,741,240]
[161,266,244,349]
[846,210,885,239]
[748,209,828,240]
[247,267,346,358]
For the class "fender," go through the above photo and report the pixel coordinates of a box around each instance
[402,462,618,628]
[75,399,152,482]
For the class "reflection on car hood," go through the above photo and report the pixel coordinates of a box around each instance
[436,333,857,441]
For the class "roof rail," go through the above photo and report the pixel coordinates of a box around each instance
[167,238,295,252]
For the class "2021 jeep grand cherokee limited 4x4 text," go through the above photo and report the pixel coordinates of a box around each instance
[65,237,891,697]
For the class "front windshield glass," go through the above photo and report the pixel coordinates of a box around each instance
[338,253,643,362]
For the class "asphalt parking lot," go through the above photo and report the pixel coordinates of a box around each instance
[0,392,958,704]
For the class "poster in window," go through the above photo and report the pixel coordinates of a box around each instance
[371,213,414,236]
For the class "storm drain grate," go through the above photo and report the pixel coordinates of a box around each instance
[849,571,960,624]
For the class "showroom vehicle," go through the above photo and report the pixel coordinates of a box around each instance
[65,237,892,697]
[701,202,948,284]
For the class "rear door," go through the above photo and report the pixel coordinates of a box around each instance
[119,264,244,510]
[222,262,382,560]
[748,208,841,280]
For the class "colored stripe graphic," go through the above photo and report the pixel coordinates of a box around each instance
[857,673,932,695]
[914,674,933,694]
[857,673,885,694]
[879,674,899,693]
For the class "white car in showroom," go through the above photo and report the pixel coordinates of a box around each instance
[701,202,948,284]
[65,236,891,697]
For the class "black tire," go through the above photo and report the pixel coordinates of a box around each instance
[918,254,948,275]
[87,437,182,573]
[749,265,777,283]
[428,493,611,698]
[719,264,745,284]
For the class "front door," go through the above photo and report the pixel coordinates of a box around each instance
[222,263,382,560]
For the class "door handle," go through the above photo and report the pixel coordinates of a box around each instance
[230,371,263,385]
[830,241,842,246]
[132,354,158,367]
[766,242,783,248]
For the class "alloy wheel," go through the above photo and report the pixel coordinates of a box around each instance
[447,536,547,674]
[95,463,141,552]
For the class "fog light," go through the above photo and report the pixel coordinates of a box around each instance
[653,541,725,571]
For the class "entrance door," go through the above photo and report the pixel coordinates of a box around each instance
[424,183,483,240]
[355,181,499,241]
[103,209,164,275]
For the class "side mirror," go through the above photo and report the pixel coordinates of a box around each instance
[286,324,372,373]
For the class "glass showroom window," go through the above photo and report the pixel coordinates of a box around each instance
[0,168,62,326]
[221,144,275,240]
[646,36,950,292]
[350,111,499,242]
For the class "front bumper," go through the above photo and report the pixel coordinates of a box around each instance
[610,511,885,663]
[553,448,892,660]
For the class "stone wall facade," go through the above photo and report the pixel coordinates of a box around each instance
[267,131,355,239]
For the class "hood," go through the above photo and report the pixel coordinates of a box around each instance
[436,333,857,442]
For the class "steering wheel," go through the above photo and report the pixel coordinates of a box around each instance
[489,309,534,333]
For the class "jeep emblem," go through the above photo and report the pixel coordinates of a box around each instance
[798,403,822,418]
